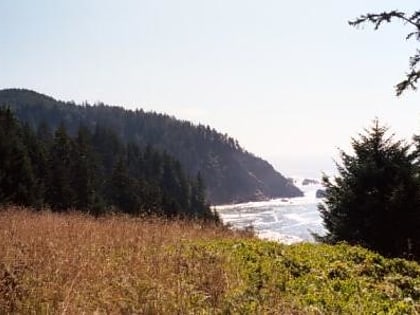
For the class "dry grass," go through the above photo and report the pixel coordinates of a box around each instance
[3,206,417,314]
[0,206,270,314]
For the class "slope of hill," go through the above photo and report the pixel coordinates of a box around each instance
[0,88,302,204]
[0,107,215,219]
[2,208,420,314]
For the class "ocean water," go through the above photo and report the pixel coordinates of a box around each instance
[216,180,326,244]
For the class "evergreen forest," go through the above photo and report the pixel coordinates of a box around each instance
[0,107,216,220]
[0,88,302,204]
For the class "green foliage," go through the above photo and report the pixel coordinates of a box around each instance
[47,124,76,210]
[0,108,216,220]
[3,210,420,313]
[317,120,420,259]
[72,126,103,212]
[0,108,36,206]
[21,123,48,208]
[107,157,143,215]
[350,9,420,96]
[178,240,420,314]
[0,88,303,204]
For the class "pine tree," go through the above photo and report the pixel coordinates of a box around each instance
[72,125,103,213]
[0,108,36,206]
[317,120,420,259]
[46,124,76,210]
[160,154,181,216]
[107,157,142,215]
[22,123,48,208]
[92,125,123,175]
[190,172,207,217]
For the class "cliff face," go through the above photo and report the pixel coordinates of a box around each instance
[0,88,303,204]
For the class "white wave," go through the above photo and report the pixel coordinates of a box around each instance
[215,178,327,244]
[272,210,279,223]
[216,198,292,211]
[283,213,311,224]
[216,195,320,212]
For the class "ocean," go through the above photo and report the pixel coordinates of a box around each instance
[216,179,326,244]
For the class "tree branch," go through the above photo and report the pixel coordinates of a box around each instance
[349,9,420,96]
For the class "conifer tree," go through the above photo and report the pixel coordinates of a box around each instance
[317,120,420,259]
[160,154,181,216]
[0,108,36,206]
[190,172,207,217]
[108,157,142,215]
[22,123,48,208]
[47,124,76,210]
[72,126,103,213]
[92,125,123,175]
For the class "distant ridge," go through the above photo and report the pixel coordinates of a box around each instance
[0,88,303,204]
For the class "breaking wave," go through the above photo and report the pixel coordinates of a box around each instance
[216,178,326,244]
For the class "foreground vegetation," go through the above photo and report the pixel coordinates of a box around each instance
[1,208,420,314]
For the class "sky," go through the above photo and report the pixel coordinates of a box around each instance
[1,0,419,178]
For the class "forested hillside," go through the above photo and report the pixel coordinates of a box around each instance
[0,108,215,219]
[0,89,302,204]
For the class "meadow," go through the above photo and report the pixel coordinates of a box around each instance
[1,207,420,314]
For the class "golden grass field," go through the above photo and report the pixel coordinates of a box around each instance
[2,207,420,314]
[0,207,263,314]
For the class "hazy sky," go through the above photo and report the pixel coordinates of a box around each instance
[1,0,419,177]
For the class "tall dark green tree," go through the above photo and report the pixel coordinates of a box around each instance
[159,153,193,217]
[0,108,36,206]
[190,172,209,218]
[317,121,420,259]
[47,124,76,210]
[72,126,103,213]
[22,123,48,208]
[107,157,142,215]
[92,125,123,175]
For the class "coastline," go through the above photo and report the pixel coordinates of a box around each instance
[215,180,326,244]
